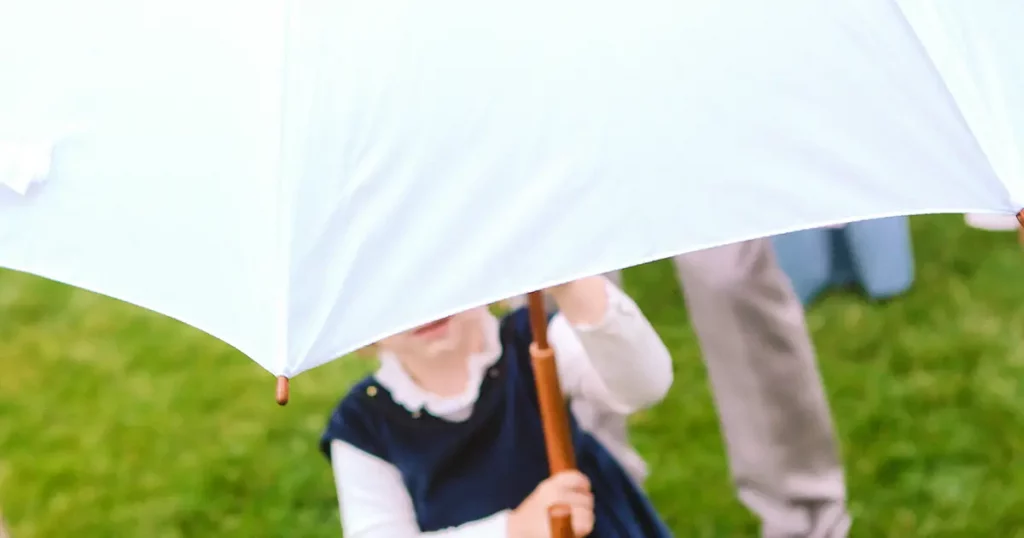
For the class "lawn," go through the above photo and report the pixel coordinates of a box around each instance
[4,214,1024,537]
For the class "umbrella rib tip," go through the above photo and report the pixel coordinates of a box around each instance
[276,375,290,406]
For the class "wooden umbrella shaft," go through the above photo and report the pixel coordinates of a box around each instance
[528,292,552,349]
[527,291,577,538]
[527,292,576,471]
[529,343,576,472]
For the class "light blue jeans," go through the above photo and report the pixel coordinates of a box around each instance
[771,216,915,305]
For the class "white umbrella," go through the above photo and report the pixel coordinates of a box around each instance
[898,0,1024,236]
[1,0,1022,390]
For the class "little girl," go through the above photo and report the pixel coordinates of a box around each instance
[320,276,674,537]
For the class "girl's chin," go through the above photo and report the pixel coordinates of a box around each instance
[416,338,468,361]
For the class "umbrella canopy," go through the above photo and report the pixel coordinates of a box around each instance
[1,0,1021,380]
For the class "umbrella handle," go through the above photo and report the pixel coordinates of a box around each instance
[548,505,574,538]
[527,291,577,538]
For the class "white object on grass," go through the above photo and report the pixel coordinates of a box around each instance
[964,213,1020,231]
[0,0,1021,378]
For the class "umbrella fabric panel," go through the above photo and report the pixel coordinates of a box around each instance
[287,0,1017,375]
[3,0,1023,379]
[897,0,1024,206]
[0,0,293,371]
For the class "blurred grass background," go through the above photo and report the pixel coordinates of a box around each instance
[3,214,1024,537]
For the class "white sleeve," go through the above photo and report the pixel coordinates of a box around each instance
[331,440,511,538]
[547,278,673,414]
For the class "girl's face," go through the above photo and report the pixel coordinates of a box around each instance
[376,306,487,362]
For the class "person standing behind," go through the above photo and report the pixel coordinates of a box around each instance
[603,238,850,538]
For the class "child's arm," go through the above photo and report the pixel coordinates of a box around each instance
[331,440,512,537]
[547,276,673,413]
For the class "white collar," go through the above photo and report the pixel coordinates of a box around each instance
[374,313,502,420]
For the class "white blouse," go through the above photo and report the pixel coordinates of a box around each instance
[330,279,673,538]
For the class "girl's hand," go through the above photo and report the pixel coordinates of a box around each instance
[545,277,609,327]
[507,471,595,538]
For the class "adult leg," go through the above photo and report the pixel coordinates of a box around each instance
[674,239,849,538]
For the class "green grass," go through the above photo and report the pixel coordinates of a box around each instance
[4,214,1024,537]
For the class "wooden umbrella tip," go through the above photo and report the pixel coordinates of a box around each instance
[275,375,290,406]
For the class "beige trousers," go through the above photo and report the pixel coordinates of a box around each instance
[607,238,850,538]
